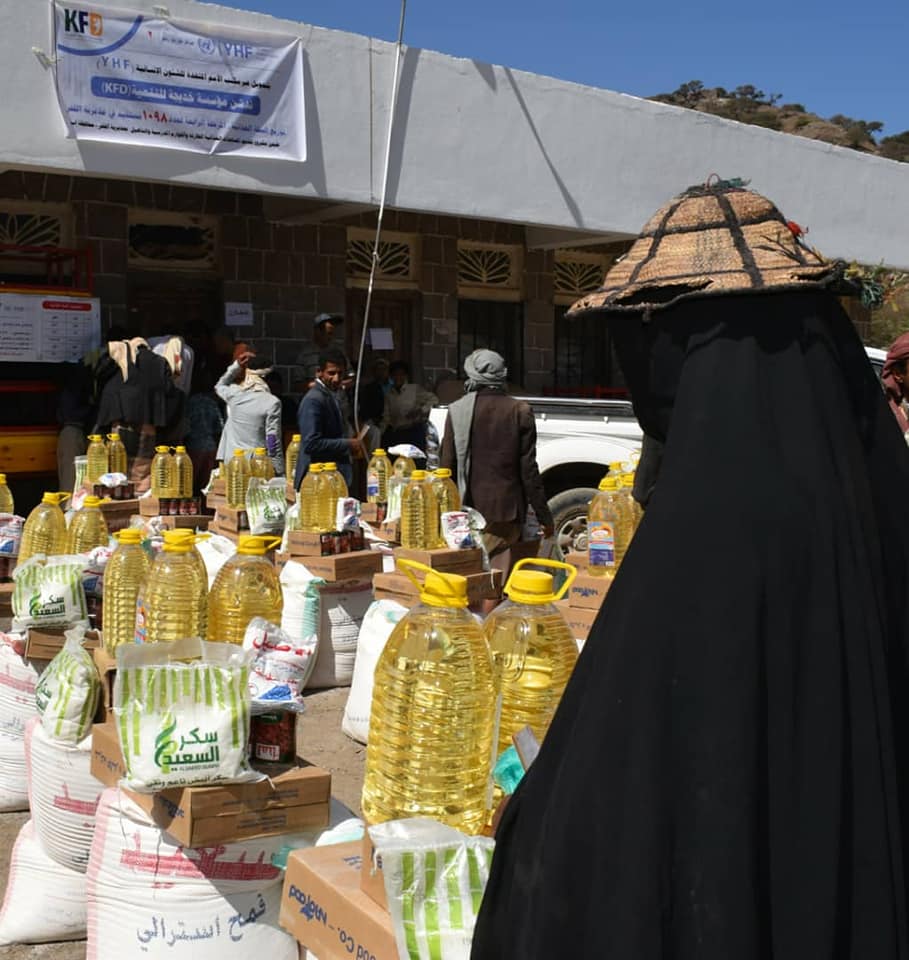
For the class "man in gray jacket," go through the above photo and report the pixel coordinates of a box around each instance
[215,349,285,475]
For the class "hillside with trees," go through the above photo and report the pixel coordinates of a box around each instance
[650,82,909,162]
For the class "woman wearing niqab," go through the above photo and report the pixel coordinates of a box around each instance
[471,181,909,959]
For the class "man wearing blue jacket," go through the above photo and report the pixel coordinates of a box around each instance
[294,348,363,489]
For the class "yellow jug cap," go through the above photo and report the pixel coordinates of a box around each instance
[622,472,635,484]
[155,445,171,453]
[82,496,103,508]
[504,558,578,604]
[237,535,282,556]
[115,528,142,544]
[609,461,624,472]
[291,434,301,442]
[310,463,324,472]
[325,462,337,470]
[254,447,267,455]
[162,530,192,553]
[598,476,618,491]
[89,434,103,441]
[175,445,187,453]
[434,468,452,479]
[398,558,468,608]
[42,491,69,505]
[373,448,386,455]
[233,448,245,456]
[0,474,5,483]
[410,470,428,481]
[107,433,121,441]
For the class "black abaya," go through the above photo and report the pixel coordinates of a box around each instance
[472,293,909,959]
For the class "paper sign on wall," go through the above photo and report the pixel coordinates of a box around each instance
[224,302,254,327]
[368,328,394,351]
[52,2,306,161]
[0,295,101,363]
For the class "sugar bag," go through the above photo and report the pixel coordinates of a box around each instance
[243,617,315,712]
[0,820,86,945]
[247,476,287,535]
[12,554,88,629]
[34,627,100,743]
[279,559,322,652]
[0,731,28,811]
[0,634,44,737]
[307,578,373,689]
[113,637,257,791]
[0,513,24,557]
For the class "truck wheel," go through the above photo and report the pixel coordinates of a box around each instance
[548,487,597,556]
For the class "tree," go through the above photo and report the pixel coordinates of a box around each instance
[880,131,909,163]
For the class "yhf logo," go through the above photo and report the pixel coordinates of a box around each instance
[63,8,103,36]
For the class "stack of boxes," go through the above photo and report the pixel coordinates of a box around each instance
[555,550,609,646]
[373,545,502,608]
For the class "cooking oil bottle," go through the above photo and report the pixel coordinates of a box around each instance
[102,528,150,653]
[298,463,322,532]
[623,471,643,531]
[173,445,193,498]
[106,433,127,475]
[134,530,208,643]
[250,447,275,480]
[85,435,109,484]
[226,449,250,508]
[207,535,283,644]
[485,559,579,757]
[366,449,391,503]
[285,434,301,484]
[361,559,497,834]
[314,463,338,532]
[169,531,210,628]
[431,469,460,544]
[401,470,440,550]
[17,493,68,563]
[0,474,13,515]
[66,496,109,554]
[393,455,416,479]
[322,462,349,530]
[587,475,634,577]
[150,446,177,498]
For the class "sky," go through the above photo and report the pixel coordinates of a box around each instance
[212,0,909,138]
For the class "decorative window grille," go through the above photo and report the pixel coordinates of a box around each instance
[553,250,611,305]
[457,242,523,300]
[346,228,419,288]
[128,210,218,269]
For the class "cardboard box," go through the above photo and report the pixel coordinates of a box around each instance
[209,476,226,497]
[139,495,161,518]
[279,551,383,583]
[285,481,296,504]
[90,722,331,846]
[92,645,117,718]
[159,514,211,531]
[564,550,588,570]
[25,626,100,660]
[210,521,240,544]
[378,519,400,544]
[287,530,364,557]
[215,505,249,532]
[359,830,387,910]
[99,498,140,532]
[392,546,484,574]
[0,581,13,616]
[565,572,612,610]
[204,492,226,512]
[359,502,386,524]
[373,569,503,604]
[555,600,600,641]
[280,842,397,960]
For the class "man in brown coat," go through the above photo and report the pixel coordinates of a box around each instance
[440,349,553,573]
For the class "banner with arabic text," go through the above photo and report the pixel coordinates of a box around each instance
[53,1,305,160]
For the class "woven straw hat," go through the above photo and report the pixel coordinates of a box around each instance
[568,179,847,316]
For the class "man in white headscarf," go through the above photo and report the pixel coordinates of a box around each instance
[440,349,553,572]
[215,349,285,475]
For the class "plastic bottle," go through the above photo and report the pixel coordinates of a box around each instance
[173,445,194,499]
[150,446,177,499]
[298,463,322,532]
[366,449,392,503]
[134,530,208,644]
[285,434,301,484]
[587,475,632,577]
[622,471,643,532]
[106,433,128,476]
[226,448,250,508]
[207,535,283,645]
[250,447,275,480]
[168,531,210,627]
[102,528,150,653]
[393,455,416,479]
[322,462,349,531]
[401,470,440,550]
[0,474,13,515]
[362,559,497,834]
[313,464,337,533]
[85,435,109,484]
[485,559,579,756]
[66,495,109,554]
[17,493,68,563]
[431,469,461,545]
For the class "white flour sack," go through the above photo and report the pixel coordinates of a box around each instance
[342,598,408,743]
[0,820,87,945]
[25,717,102,873]
[86,789,298,960]
[0,731,28,811]
[12,554,88,629]
[280,559,323,654]
[34,627,100,744]
[0,635,43,737]
[113,638,257,791]
[307,578,373,689]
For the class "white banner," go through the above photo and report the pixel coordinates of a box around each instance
[0,294,101,363]
[52,2,305,160]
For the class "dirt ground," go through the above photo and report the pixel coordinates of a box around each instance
[0,686,366,960]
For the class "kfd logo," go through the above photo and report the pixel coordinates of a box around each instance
[63,8,103,36]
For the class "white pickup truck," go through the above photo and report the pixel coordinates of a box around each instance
[430,347,888,554]
[429,396,642,554]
